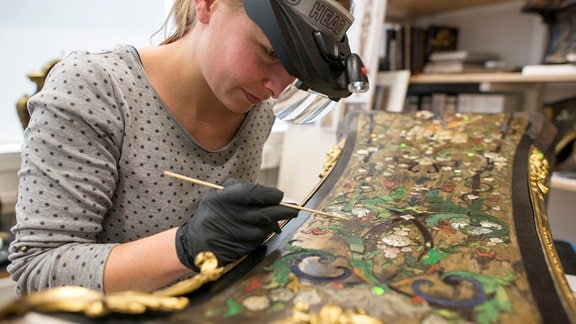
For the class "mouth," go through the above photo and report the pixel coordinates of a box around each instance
[242,89,263,105]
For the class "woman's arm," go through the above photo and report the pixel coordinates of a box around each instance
[103,227,191,293]
[9,51,128,295]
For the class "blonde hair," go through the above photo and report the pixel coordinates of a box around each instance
[155,0,353,45]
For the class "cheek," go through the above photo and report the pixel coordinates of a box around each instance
[211,42,258,80]
[228,46,265,78]
[203,47,241,85]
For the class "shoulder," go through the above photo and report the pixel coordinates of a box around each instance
[38,45,150,112]
[27,46,144,143]
[48,45,142,84]
[64,44,140,68]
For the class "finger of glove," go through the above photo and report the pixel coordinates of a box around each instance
[195,209,272,241]
[221,177,244,187]
[220,182,283,205]
[184,221,263,266]
[242,205,299,225]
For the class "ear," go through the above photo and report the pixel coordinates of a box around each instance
[194,0,215,24]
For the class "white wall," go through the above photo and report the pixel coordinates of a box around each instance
[0,0,169,147]
[0,150,20,216]
[277,124,337,203]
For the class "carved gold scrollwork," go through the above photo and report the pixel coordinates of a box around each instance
[319,141,344,179]
[528,147,576,321]
[277,302,382,324]
[154,250,225,297]
[529,148,550,199]
[0,252,224,319]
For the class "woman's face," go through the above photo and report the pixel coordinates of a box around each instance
[195,0,295,114]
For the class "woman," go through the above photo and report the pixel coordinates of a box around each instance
[8,0,354,296]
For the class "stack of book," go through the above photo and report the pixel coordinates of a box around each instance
[423,50,501,73]
[380,24,459,74]
[521,63,576,75]
[404,92,522,114]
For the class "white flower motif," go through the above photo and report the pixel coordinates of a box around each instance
[467,227,493,235]
[294,290,322,306]
[379,246,401,259]
[243,295,270,311]
[351,207,370,218]
[487,237,504,246]
[381,234,413,247]
[480,220,502,230]
[451,218,470,229]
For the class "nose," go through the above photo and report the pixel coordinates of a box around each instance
[263,64,296,99]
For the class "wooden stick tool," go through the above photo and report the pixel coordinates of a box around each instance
[164,171,347,220]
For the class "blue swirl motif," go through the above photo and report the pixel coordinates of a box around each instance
[412,275,487,308]
[290,253,352,283]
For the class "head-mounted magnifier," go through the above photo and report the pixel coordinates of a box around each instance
[243,0,369,124]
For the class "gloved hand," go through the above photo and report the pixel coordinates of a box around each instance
[175,178,298,271]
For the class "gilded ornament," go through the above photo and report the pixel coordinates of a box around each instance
[319,142,344,179]
[528,147,576,320]
[275,302,382,324]
[0,252,224,319]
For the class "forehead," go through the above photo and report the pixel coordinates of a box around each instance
[228,3,271,42]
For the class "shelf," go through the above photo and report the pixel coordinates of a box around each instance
[376,71,576,114]
[552,173,576,192]
[386,0,519,19]
[408,72,576,84]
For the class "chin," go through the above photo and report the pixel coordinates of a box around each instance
[226,103,253,115]
[222,92,259,114]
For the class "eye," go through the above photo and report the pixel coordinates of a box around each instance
[264,47,277,59]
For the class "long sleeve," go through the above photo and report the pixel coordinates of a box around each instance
[8,51,124,295]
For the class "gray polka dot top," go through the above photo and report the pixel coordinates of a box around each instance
[8,45,276,296]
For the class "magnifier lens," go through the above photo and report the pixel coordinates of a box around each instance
[273,81,337,124]
[292,96,336,124]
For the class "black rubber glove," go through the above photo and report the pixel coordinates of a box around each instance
[175,178,298,271]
